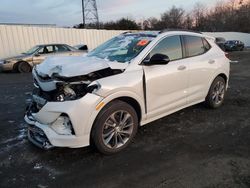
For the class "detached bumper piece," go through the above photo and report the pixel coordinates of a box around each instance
[25,113,54,150]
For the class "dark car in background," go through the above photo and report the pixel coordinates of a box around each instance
[215,37,226,51]
[224,40,245,51]
[0,44,85,73]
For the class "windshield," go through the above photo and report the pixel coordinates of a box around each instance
[87,34,155,63]
[23,46,40,55]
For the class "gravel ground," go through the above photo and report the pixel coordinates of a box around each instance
[0,51,250,188]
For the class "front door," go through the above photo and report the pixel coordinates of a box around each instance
[143,35,189,119]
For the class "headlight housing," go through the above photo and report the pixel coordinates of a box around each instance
[54,81,101,102]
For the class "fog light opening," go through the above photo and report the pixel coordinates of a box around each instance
[51,114,74,135]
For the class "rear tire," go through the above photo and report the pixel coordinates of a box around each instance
[205,76,226,109]
[17,61,32,73]
[91,100,138,155]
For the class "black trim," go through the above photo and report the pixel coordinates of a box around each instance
[142,69,147,114]
[180,35,186,58]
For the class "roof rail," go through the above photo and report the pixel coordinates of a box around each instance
[159,29,202,34]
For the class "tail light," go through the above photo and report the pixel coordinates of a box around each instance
[225,52,229,59]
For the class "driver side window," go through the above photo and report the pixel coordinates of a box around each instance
[150,35,183,61]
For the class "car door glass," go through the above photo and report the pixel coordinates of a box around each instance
[39,46,54,54]
[46,46,54,53]
[184,36,206,57]
[150,35,182,61]
[55,45,70,52]
[38,47,45,54]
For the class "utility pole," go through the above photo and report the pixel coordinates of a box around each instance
[82,0,85,28]
[81,0,99,29]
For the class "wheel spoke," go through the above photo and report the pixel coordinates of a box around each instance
[215,94,220,103]
[105,121,115,128]
[219,85,225,93]
[104,132,115,145]
[119,111,124,123]
[113,133,118,148]
[119,130,131,136]
[103,129,114,138]
[212,92,217,100]
[121,113,131,125]
[109,113,118,124]
[117,133,124,144]
[122,123,133,129]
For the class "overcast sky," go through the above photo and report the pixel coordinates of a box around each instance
[0,0,220,26]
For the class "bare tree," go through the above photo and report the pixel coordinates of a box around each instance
[161,6,185,29]
[192,2,206,31]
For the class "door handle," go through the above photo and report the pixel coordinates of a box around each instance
[178,65,186,71]
[208,60,215,64]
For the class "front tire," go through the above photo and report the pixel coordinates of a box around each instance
[91,100,138,155]
[205,76,226,109]
[17,61,32,73]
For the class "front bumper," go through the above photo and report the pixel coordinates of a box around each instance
[0,62,14,72]
[24,93,103,149]
[25,114,54,150]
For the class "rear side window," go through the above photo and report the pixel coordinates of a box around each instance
[184,36,206,57]
[150,35,182,61]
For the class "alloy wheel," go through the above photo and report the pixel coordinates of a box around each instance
[212,81,225,105]
[102,110,134,149]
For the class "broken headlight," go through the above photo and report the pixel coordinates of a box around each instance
[56,85,76,102]
[55,82,101,102]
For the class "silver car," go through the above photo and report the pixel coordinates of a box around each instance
[0,44,84,73]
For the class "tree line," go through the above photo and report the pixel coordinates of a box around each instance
[74,0,250,32]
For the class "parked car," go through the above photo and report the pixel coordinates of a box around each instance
[74,44,88,52]
[215,37,226,51]
[0,44,84,73]
[25,31,230,154]
[224,40,245,51]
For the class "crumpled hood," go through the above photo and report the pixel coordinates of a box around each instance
[36,56,129,77]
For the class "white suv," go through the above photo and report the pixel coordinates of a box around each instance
[25,31,230,154]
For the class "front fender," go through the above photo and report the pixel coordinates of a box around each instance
[84,90,146,137]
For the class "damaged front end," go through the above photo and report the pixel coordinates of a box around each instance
[32,67,120,103]
[25,56,126,149]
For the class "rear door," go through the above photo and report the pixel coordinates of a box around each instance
[182,35,217,104]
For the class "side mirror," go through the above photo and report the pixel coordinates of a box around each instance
[34,53,40,57]
[143,54,170,66]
